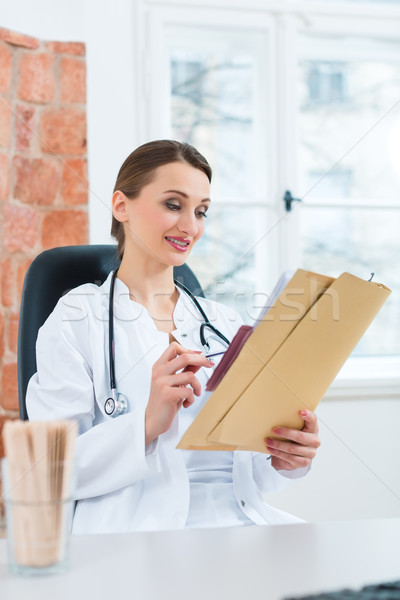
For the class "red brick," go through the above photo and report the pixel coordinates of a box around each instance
[0,27,39,49]
[13,156,59,205]
[42,209,88,249]
[0,153,9,201]
[60,57,86,104]
[0,101,11,148]
[3,204,41,253]
[17,258,33,300]
[9,312,19,354]
[61,159,88,205]
[40,108,87,155]
[1,257,14,307]
[45,41,85,56]
[0,312,4,360]
[15,104,36,152]
[18,53,55,103]
[1,362,18,412]
[0,43,12,94]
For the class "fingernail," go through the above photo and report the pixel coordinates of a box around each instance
[208,360,215,366]
[272,427,281,434]
[300,410,307,417]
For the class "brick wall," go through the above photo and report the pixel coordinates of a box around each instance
[0,27,89,417]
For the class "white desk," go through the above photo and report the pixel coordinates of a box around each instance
[0,519,399,600]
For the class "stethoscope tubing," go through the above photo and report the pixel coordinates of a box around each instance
[174,279,230,350]
[109,269,119,392]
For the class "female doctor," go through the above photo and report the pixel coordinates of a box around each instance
[26,140,321,534]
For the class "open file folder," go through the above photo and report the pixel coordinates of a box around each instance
[177,269,391,454]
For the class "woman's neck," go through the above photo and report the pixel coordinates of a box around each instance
[116,251,178,316]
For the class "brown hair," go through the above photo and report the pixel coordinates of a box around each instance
[111,139,212,259]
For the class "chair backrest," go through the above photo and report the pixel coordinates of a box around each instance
[18,244,205,420]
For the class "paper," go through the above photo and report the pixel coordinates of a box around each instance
[177,269,391,454]
[206,270,295,392]
[253,269,295,326]
[206,325,253,392]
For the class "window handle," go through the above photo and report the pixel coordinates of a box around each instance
[283,190,302,212]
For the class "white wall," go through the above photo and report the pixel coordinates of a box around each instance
[83,0,140,245]
[2,0,400,523]
[267,399,400,521]
[0,0,84,42]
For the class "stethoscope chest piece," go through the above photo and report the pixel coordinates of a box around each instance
[104,390,128,417]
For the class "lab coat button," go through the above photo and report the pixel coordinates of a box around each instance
[241,500,246,507]
[181,333,187,337]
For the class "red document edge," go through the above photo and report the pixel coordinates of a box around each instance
[205,325,253,391]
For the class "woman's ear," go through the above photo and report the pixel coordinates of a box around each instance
[112,191,129,223]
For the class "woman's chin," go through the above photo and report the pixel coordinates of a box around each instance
[163,244,193,265]
[165,253,191,267]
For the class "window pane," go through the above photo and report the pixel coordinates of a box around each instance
[187,205,270,325]
[297,37,400,204]
[297,35,400,357]
[167,27,268,198]
[170,50,254,197]
[300,207,400,356]
[166,26,272,317]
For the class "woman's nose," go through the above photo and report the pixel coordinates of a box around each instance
[177,211,199,237]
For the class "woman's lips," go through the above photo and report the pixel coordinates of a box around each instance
[165,236,190,252]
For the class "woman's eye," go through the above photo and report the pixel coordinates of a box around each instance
[165,201,207,219]
[165,202,180,211]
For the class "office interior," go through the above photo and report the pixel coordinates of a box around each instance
[0,0,399,531]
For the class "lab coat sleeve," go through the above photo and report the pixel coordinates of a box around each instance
[26,295,162,500]
[252,452,311,494]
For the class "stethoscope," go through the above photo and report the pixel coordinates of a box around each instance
[104,269,231,417]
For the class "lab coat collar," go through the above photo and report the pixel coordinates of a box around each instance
[99,270,205,347]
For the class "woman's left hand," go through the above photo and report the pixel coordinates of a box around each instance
[265,410,321,472]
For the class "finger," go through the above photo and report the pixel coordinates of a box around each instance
[178,382,195,407]
[300,409,319,433]
[176,385,194,405]
[270,456,293,471]
[267,446,311,469]
[182,396,195,408]
[169,372,202,396]
[182,364,202,375]
[157,341,201,364]
[166,353,214,376]
[269,427,321,449]
[265,437,318,459]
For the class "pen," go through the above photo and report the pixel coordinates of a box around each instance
[204,351,226,359]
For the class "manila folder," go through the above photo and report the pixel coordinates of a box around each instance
[177,269,391,453]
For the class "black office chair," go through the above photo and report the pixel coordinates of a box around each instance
[18,244,205,421]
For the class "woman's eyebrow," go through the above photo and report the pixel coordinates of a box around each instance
[163,189,211,203]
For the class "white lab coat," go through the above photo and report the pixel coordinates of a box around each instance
[27,272,308,534]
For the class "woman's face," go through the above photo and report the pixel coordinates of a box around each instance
[113,161,210,267]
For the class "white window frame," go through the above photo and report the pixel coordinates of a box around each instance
[133,0,400,399]
[286,4,400,397]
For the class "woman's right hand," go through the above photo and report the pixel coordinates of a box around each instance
[144,341,214,446]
